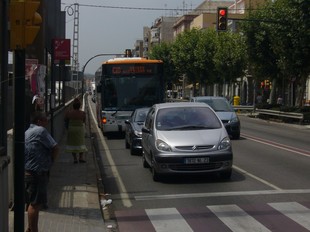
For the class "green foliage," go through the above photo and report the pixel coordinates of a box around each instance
[213,32,247,83]
[194,29,217,84]
[240,1,280,81]
[149,42,178,83]
[169,28,246,87]
[171,28,203,84]
[241,0,310,106]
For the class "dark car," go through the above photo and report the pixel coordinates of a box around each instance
[125,107,150,155]
[190,96,240,139]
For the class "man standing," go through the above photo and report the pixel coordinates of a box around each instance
[24,112,59,232]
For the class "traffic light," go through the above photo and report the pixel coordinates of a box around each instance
[9,0,42,50]
[9,1,25,49]
[25,0,42,46]
[125,49,132,57]
[217,7,228,31]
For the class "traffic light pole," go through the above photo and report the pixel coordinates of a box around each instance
[13,49,26,232]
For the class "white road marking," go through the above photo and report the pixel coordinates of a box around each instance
[207,204,271,232]
[233,165,282,190]
[269,202,310,230]
[242,133,310,158]
[135,189,310,201]
[88,98,132,207]
[146,208,193,232]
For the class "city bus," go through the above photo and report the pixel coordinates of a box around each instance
[95,57,164,137]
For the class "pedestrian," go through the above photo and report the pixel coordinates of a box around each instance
[64,98,88,163]
[277,95,283,105]
[256,93,263,104]
[25,112,59,232]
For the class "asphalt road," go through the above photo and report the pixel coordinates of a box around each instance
[88,98,310,232]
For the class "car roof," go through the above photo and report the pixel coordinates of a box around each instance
[135,107,150,111]
[154,102,210,109]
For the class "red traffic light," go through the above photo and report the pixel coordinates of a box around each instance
[219,9,226,16]
[217,7,228,31]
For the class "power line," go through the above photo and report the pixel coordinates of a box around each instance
[61,3,263,13]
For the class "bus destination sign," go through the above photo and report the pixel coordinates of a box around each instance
[107,64,156,75]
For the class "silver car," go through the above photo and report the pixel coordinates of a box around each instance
[142,102,233,181]
[190,96,241,139]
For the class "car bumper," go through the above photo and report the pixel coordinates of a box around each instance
[103,124,125,133]
[225,123,240,136]
[131,137,142,153]
[152,152,233,175]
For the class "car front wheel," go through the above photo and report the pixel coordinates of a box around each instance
[125,138,130,149]
[142,154,149,168]
[152,166,160,182]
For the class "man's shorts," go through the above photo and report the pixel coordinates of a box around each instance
[25,173,49,206]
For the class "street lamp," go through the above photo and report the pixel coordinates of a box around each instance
[81,53,123,95]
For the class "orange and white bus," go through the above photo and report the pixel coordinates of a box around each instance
[95,57,164,137]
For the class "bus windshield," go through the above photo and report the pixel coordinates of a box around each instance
[103,74,162,111]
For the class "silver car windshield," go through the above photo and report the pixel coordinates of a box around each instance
[155,107,222,131]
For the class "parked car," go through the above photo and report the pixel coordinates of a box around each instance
[125,107,150,155]
[190,96,240,139]
[142,102,233,181]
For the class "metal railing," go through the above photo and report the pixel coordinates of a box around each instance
[255,109,304,123]
[233,105,255,112]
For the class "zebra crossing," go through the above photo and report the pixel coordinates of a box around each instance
[115,201,310,232]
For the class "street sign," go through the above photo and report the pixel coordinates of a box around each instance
[52,39,70,61]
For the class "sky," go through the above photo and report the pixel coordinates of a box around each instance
[61,0,205,75]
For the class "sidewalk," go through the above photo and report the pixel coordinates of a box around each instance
[9,114,107,231]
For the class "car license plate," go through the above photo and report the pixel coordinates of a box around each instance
[185,157,209,164]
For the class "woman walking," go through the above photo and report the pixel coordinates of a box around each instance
[65,98,88,163]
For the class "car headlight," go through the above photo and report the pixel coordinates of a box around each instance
[134,130,142,137]
[156,139,172,152]
[230,116,239,124]
[218,137,231,150]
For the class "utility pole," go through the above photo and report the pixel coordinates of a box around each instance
[72,3,80,94]
[13,49,26,232]
[9,1,42,231]
[0,1,10,231]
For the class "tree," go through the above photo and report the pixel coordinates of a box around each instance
[271,0,310,106]
[241,1,282,104]
[242,0,310,106]
[213,32,247,86]
[194,29,217,94]
[171,28,203,95]
[149,42,178,84]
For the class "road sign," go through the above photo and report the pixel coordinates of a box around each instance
[53,39,70,61]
